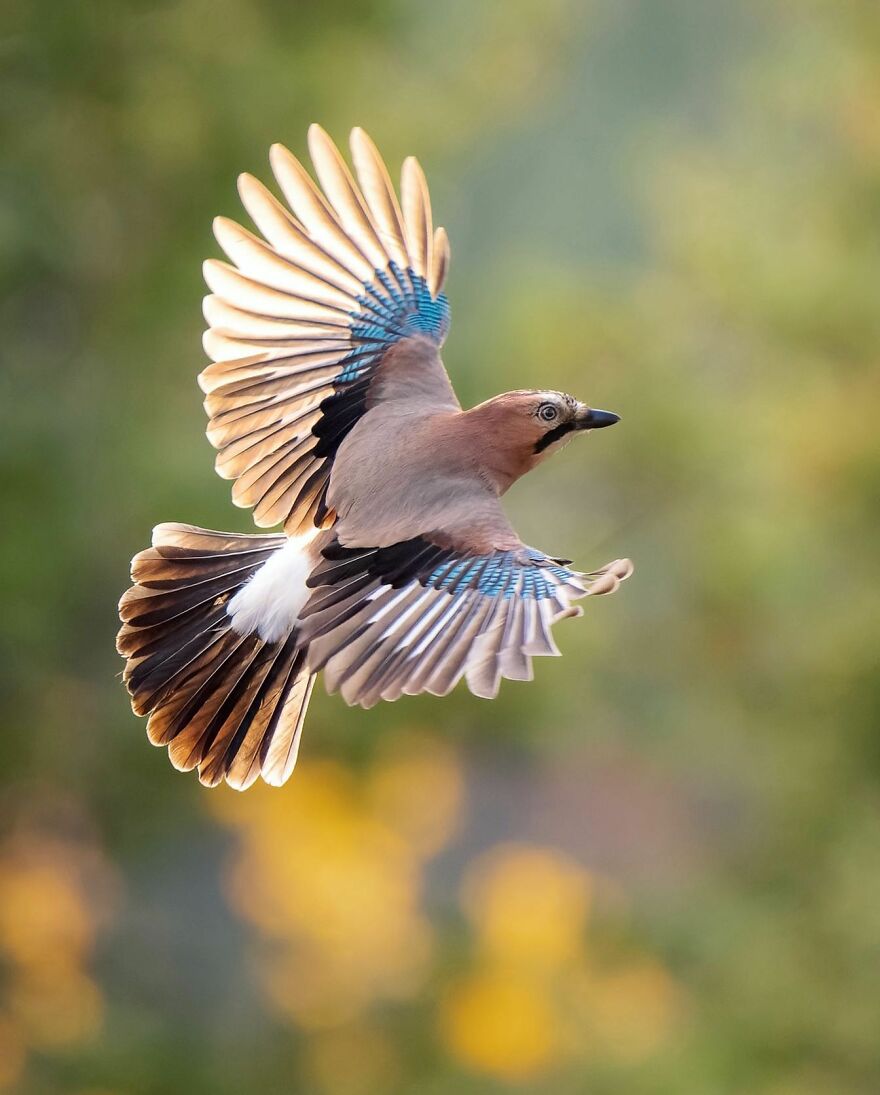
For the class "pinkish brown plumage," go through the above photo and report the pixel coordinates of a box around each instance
[117,126,631,789]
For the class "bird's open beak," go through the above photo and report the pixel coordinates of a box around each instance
[575,406,620,430]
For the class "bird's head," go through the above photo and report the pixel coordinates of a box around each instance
[465,389,620,491]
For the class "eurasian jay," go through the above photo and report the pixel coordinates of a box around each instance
[117,126,632,789]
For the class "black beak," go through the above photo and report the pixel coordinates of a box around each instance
[576,407,620,430]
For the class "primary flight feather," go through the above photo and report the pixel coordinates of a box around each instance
[117,125,632,790]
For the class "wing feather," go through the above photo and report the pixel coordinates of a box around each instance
[298,537,632,706]
[203,130,453,534]
[237,173,365,294]
[308,123,390,270]
[430,226,450,298]
[213,217,357,310]
[401,156,432,279]
[350,127,410,270]
[270,142,375,280]
[203,259,349,325]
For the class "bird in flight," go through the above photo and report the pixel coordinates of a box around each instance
[117,126,632,790]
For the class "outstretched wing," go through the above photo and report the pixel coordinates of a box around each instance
[200,126,455,536]
[298,536,633,708]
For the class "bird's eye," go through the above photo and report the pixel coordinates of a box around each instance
[537,403,558,423]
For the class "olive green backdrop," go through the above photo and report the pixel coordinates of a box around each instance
[2,1,879,1092]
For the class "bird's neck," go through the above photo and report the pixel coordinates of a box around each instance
[458,402,538,495]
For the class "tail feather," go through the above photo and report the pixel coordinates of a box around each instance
[210,638,300,789]
[117,523,316,789]
[261,666,315,787]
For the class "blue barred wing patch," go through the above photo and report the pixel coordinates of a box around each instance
[425,547,576,601]
[338,267,449,383]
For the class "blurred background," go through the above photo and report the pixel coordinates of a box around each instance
[3,0,880,1091]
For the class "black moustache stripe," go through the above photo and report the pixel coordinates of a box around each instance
[534,422,575,454]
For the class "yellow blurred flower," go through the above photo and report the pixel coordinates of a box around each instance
[0,825,117,1083]
[223,764,422,953]
[212,740,464,1029]
[444,842,685,1079]
[440,843,591,1080]
[366,732,464,856]
[8,967,103,1049]
[0,859,94,973]
[440,967,560,1081]
[461,843,591,969]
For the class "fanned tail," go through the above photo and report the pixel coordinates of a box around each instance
[117,523,316,789]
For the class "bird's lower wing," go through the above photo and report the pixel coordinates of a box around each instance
[200,126,457,536]
[298,536,633,708]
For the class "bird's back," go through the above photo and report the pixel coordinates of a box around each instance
[329,400,517,551]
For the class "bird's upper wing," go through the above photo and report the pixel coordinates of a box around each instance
[298,532,633,708]
[200,126,456,536]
